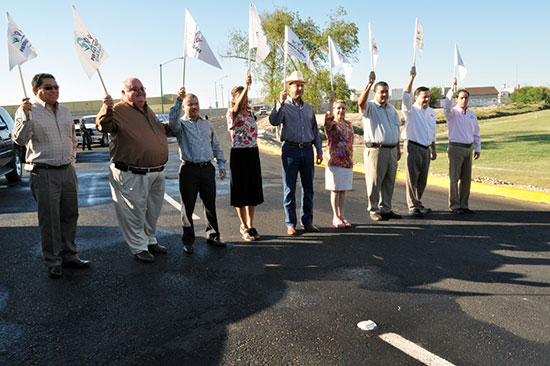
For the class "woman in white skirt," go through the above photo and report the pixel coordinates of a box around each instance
[325,91,354,228]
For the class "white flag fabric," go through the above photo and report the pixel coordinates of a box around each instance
[414,18,424,55]
[369,23,379,70]
[454,43,467,81]
[73,6,108,79]
[284,25,316,72]
[328,36,352,83]
[6,12,37,71]
[249,4,270,64]
[184,9,222,70]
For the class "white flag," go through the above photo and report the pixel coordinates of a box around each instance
[454,43,467,81]
[369,23,378,70]
[249,4,270,65]
[414,18,424,55]
[6,12,37,71]
[328,36,352,83]
[284,25,316,72]
[73,6,108,79]
[184,9,222,70]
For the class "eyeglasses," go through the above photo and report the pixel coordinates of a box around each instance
[127,86,146,92]
[41,84,60,91]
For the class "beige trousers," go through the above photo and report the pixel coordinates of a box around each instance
[447,144,473,210]
[364,147,397,214]
[108,164,165,255]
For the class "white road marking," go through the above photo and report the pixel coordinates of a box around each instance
[164,193,200,219]
[379,333,455,366]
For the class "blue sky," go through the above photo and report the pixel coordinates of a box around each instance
[2,0,549,108]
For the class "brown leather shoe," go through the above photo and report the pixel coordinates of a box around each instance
[287,226,298,235]
[370,212,383,221]
[134,251,155,263]
[148,243,167,254]
[303,224,319,233]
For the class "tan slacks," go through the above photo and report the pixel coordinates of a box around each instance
[447,144,473,210]
[405,141,431,211]
[364,147,397,214]
[108,164,165,255]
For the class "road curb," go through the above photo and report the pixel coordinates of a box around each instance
[257,141,550,205]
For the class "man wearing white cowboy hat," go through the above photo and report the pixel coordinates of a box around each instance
[269,70,323,235]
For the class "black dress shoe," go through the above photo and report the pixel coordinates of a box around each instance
[148,243,167,254]
[48,266,63,279]
[381,211,402,220]
[206,237,227,247]
[62,258,91,269]
[451,208,465,214]
[410,208,424,218]
[420,207,432,215]
[462,208,475,214]
[183,244,194,254]
[134,251,155,263]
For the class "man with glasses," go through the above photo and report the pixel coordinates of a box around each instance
[13,73,90,279]
[97,77,171,263]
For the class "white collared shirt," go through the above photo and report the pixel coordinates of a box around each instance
[401,91,436,147]
[444,90,481,152]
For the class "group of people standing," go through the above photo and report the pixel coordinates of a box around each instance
[13,66,480,279]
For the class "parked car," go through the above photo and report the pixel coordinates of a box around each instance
[156,114,169,122]
[0,107,24,182]
[75,115,109,147]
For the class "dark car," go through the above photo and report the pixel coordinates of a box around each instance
[0,107,24,182]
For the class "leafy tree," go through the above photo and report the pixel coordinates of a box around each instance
[223,6,359,111]
[510,86,550,105]
[429,87,442,108]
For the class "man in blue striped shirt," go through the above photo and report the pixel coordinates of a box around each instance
[169,87,226,254]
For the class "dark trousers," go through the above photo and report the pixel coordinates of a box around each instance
[178,163,220,245]
[30,165,79,267]
[82,132,92,150]
[281,144,314,227]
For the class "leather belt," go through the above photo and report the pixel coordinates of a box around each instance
[181,160,211,168]
[449,142,473,148]
[114,162,165,175]
[32,162,71,170]
[365,142,397,149]
[408,140,430,149]
[283,141,313,148]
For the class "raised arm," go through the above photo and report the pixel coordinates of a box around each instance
[325,90,335,130]
[358,71,376,113]
[169,86,185,135]
[444,77,457,114]
[96,94,115,133]
[269,89,288,126]
[404,66,416,93]
[12,98,33,146]
[232,71,252,114]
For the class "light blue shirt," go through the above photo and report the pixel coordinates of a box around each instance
[362,101,401,145]
[169,99,226,170]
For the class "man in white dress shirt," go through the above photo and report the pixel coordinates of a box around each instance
[443,77,481,214]
[401,66,437,218]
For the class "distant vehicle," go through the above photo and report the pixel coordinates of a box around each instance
[0,107,24,182]
[258,108,267,116]
[75,115,109,147]
[156,114,169,122]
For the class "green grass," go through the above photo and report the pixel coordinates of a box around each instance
[350,109,550,190]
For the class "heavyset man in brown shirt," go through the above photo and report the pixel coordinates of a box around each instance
[96,77,170,263]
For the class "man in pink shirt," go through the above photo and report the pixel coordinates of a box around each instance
[443,77,481,214]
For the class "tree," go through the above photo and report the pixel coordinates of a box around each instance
[429,87,442,108]
[510,86,550,105]
[223,6,359,111]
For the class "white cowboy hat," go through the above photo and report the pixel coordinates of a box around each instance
[283,70,308,87]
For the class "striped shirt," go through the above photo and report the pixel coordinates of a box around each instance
[13,98,77,166]
[169,99,226,170]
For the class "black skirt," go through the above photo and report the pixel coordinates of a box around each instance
[230,147,264,207]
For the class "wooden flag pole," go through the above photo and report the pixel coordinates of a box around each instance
[96,68,109,95]
[17,65,32,119]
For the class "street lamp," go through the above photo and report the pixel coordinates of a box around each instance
[160,56,184,114]
[214,75,228,108]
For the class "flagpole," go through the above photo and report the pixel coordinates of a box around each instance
[182,56,187,86]
[17,65,28,99]
[96,68,109,95]
[369,23,374,71]
[413,18,418,66]
[248,48,252,72]
[328,40,334,91]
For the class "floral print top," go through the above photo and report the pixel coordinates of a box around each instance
[324,114,354,168]
[226,110,258,148]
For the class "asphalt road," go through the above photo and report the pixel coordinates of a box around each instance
[1,120,549,366]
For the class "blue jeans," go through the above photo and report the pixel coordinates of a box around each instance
[281,144,314,227]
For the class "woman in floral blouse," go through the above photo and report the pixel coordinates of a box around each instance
[325,91,354,229]
[227,71,264,241]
